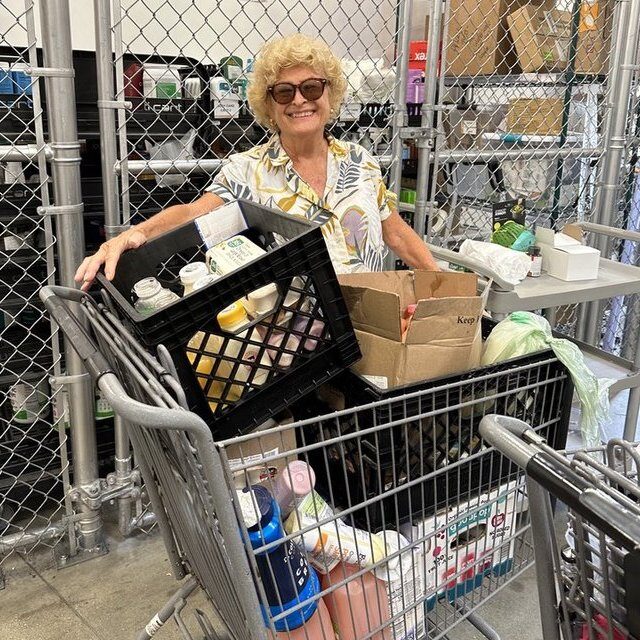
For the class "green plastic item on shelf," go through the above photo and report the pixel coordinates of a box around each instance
[491,220,527,248]
[219,56,243,82]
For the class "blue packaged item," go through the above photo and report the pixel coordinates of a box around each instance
[0,64,12,94]
[239,485,321,632]
[12,68,33,96]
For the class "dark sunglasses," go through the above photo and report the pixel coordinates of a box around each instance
[267,78,328,104]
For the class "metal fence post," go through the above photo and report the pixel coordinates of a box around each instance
[39,0,105,556]
[93,0,136,537]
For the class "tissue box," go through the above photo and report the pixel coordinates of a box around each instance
[536,225,600,281]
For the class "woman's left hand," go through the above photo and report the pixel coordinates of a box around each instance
[382,210,441,271]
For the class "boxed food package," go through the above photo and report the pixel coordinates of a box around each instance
[508,2,610,74]
[338,271,484,388]
[401,481,527,602]
[536,224,600,280]
[506,97,563,135]
[409,40,428,70]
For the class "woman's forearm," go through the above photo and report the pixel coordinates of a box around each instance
[382,211,440,270]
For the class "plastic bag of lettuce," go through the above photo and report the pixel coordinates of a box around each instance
[482,311,613,447]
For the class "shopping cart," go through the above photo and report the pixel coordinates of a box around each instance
[480,414,640,640]
[41,284,573,640]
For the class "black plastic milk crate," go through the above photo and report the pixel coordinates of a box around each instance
[97,200,361,438]
[305,318,573,531]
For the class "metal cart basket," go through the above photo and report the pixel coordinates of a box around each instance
[480,415,640,640]
[41,284,575,640]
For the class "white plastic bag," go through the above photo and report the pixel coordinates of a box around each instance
[459,239,531,285]
[145,128,197,188]
[482,311,613,447]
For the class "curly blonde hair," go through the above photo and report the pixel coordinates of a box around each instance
[247,34,347,131]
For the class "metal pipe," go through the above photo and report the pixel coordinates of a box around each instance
[39,0,102,552]
[583,0,640,346]
[0,523,66,555]
[435,145,602,163]
[389,0,411,198]
[416,0,444,241]
[386,0,412,270]
[115,431,133,536]
[115,158,223,176]
[0,144,53,162]
[93,0,121,240]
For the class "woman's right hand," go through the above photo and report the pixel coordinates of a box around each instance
[74,228,147,291]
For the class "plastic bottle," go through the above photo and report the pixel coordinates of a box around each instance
[186,332,228,412]
[133,277,180,315]
[192,274,220,291]
[273,460,316,518]
[217,302,271,387]
[10,380,49,424]
[284,492,388,574]
[321,563,391,640]
[245,283,280,317]
[95,387,115,420]
[179,262,209,296]
[237,485,334,638]
[374,531,425,640]
[292,315,325,351]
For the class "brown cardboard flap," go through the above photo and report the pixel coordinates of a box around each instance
[406,297,483,344]
[352,329,404,385]
[339,271,418,340]
[413,271,478,299]
[562,223,584,243]
[340,284,403,340]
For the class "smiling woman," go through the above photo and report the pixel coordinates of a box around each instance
[74,34,439,288]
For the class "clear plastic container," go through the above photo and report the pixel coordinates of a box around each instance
[10,380,49,424]
[133,277,180,315]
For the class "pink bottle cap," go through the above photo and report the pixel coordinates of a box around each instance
[282,460,316,496]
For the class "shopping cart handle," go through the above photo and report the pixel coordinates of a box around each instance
[479,415,545,468]
[39,286,113,380]
[424,243,516,292]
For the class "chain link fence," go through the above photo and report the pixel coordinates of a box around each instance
[0,0,71,575]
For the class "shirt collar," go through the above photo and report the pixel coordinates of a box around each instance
[262,132,349,168]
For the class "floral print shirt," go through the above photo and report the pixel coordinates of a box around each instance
[205,134,396,273]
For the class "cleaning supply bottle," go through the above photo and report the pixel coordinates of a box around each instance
[133,277,179,315]
[237,485,334,638]
[273,460,316,518]
[321,563,391,640]
[179,262,209,295]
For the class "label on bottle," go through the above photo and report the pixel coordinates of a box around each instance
[528,255,542,277]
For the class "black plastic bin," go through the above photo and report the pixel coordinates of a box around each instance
[303,318,574,531]
[97,199,361,438]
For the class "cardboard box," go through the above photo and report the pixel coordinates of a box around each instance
[440,0,548,76]
[508,3,610,74]
[401,481,527,599]
[442,109,498,149]
[224,415,297,488]
[338,271,484,388]
[536,224,600,280]
[506,97,563,135]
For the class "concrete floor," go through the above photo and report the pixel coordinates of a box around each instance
[1,354,635,640]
